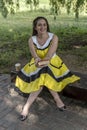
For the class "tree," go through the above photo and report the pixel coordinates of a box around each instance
[0,0,20,18]
[33,0,39,10]
[64,0,87,19]
[49,0,87,19]
[49,0,65,15]
[75,0,87,19]
[0,0,86,18]
[26,0,39,10]
[0,0,39,18]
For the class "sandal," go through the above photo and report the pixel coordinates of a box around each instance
[19,115,28,121]
[58,105,66,111]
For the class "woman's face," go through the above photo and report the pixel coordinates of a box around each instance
[35,19,47,35]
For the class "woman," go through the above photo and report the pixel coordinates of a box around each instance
[15,16,80,121]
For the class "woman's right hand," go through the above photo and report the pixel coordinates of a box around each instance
[34,57,41,67]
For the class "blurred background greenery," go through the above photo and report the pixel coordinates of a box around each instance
[0,0,87,73]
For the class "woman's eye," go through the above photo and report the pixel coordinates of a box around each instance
[37,24,47,27]
[43,24,47,26]
[38,24,41,26]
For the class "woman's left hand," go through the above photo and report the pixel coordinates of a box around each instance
[38,57,50,68]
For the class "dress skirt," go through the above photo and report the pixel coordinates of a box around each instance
[15,55,80,94]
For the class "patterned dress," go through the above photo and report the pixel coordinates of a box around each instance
[15,32,80,94]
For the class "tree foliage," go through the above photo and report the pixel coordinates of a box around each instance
[50,0,87,19]
[0,0,86,18]
[0,0,20,18]
[49,0,65,15]
[0,0,39,18]
[26,0,39,10]
[73,0,86,19]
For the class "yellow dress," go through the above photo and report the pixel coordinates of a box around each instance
[15,32,80,94]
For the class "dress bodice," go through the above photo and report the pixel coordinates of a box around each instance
[31,32,54,58]
[32,32,54,49]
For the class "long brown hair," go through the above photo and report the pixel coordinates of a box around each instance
[32,16,50,36]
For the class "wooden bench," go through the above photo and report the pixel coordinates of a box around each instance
[62,72,87,101]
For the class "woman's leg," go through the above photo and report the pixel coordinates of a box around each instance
[48,89,65,108]
[21,87,43,116]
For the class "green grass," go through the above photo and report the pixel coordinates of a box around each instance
[0,11,87,73]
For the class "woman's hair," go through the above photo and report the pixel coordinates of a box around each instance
[32,16,50,36]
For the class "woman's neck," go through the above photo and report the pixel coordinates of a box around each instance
[37,32,48,39]
[36,32,49,45]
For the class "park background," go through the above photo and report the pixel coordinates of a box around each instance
[0,0,87,73]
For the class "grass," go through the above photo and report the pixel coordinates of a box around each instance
[0,11,87,73]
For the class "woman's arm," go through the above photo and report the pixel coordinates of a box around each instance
[28,37,38,59]
[44,34,58,60]
[28,37,41,66]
